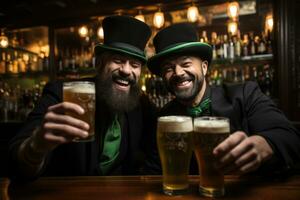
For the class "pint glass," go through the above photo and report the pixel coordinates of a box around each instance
[193,117,230,197]
[63,81,95,142]
[157,116,194,195]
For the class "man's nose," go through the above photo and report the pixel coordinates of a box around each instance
[119,61,131,75]
[174,64,185,76]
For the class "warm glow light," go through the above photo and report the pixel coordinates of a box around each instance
[78,26,88,37]
[141,85,146,92]
[0,31,9,48]
[0,35,9,48]
[227,2,239,20]
[135,14,145,22]
[187,5,199,23]
[228,21,238,35]
[265,14,274,32]
[153,11,165,29]
[97,26,104,39]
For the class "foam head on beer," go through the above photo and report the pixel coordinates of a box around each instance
[158,116,193,133]
[194,117,230,133]
[65,82,95,94]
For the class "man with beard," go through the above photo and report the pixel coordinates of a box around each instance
[8,16,160,180]
[147,23,300,175]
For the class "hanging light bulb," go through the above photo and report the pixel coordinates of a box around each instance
[78,26,88,37]
[227,1,239,20]
[153,10,165,29]
[0,30,9,48]
[135,10,145,22]
[227,21,238,35]
[97,26,104,39]
[187,5,199,23]
[265,14,274,33]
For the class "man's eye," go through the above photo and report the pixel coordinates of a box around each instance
[182,62,191,67]
[162,66,174,73]
[114,59,122,64]
[131,62,141,68]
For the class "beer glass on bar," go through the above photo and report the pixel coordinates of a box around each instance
[157,116,194,195]
[193,117,230,197]
[63,81,95,142]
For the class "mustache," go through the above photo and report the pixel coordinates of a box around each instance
[112,73,137,85]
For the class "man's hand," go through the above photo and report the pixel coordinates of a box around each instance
[213,131,273,174]
[30,102,90,153]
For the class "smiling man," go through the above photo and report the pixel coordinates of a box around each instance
[147,23,300,175]
[8,16,160,180]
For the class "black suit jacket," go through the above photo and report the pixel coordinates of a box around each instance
[9,78,160,179]
[160,81,300,174]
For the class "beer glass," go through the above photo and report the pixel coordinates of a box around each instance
[157,116,194,195]
[63,81,95,142]
[193,117,230,197]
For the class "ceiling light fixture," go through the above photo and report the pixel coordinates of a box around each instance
[187,4,199,23]
[0,30,9,48]
[78,26,88,37]
[153,8,165,29]
[227,1,239,20]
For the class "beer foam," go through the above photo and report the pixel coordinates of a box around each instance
[65,82,95,94]
[158,116,193,132]
[194,120,229,134]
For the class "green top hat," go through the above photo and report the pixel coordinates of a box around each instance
[94,15,151,63]
[147,23,212,75]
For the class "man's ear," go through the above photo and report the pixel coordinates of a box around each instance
[202,60,208,76]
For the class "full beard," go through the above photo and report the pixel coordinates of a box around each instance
[96,73,140,113]
[166,71,204,102]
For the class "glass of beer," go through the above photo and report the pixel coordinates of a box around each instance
[157,116,194,196]
[193,117,230,197]
[63,81,95,142]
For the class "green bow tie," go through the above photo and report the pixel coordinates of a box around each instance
[99,115,121,175]
[186,98,211,117]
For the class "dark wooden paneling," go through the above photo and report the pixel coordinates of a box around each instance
[275,0,300,121]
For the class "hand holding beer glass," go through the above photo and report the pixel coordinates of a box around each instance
[193,117,230,197]
[63,81,96,142]
[157,116,194,196]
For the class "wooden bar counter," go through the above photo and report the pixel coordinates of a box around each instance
[1,175,300,200]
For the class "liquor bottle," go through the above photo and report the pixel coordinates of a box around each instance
[223,35,229,59]
[249,32,256,55]
[242,34,249,57]
[0,52,6,74]
[200,31,209,43]
[228,35,235,59]
[211,32,217,60]
[257,33,266,54]
[217,35,224,59]
[6,53,14,74]
[266,30,273,54]
[234,30,242,57]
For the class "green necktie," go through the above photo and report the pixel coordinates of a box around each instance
[99,115,121,175]
[186,98,211,117]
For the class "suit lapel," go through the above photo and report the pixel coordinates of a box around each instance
[211,85,243,133]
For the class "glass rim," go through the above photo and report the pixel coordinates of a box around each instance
[193,116,229,122]
[63,81,95,85]
[158,115,193,122]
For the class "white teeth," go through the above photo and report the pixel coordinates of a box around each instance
[115,79,129,85]
[178,81,189,86]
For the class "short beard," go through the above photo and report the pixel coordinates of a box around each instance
[165,71,204,102]
[96,74,140,114]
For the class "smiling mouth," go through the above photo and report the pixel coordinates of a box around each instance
[113,78,130,91]
[175,79,192,89]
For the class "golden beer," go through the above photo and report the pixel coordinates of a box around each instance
[63,81,95,142]
[157,116,193,195]
[193,117,230,197]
